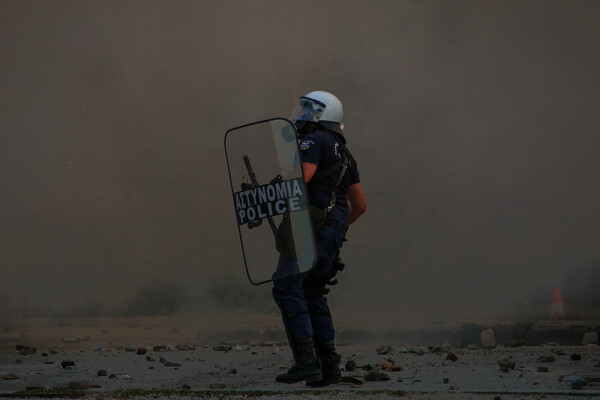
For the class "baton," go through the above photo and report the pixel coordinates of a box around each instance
[242,155,278,235]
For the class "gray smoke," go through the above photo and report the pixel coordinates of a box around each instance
[1,1,599,321]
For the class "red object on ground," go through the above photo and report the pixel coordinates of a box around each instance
[550,288,565,320]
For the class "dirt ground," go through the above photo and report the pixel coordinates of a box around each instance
[1,314,599,399]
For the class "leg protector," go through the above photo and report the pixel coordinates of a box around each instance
[272,287,299,361]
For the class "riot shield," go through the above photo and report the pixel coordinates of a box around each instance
[225,118,316,285]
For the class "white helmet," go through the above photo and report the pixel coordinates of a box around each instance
[290,90,343,126]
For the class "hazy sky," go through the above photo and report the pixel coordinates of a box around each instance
[1,0,599,320]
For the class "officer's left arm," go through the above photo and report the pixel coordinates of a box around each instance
[302,162,317,183]
[348,182,367,224]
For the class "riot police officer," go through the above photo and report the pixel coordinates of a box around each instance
[272,91,367,386]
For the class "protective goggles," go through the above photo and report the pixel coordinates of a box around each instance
[289,97,326,123]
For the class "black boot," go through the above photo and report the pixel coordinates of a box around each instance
[276,338,322,384]
[306,340,341,387]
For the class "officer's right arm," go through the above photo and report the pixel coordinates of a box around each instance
[347,182,367,225]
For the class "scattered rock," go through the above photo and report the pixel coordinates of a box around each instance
[430,345,447,353]
[109,374,116,379]
[123,345,138,352]
[361,363,376,371]
[97,369,107,377]
[116,374,130,379]
[364,370,390,381]
[571,353,581,360]
[159,355,181,367]
[345,360,356,371]
[443,377,450,384]
[538,356,555,363]
[481,328,496,348]
[376,344,393,354]
[537,366,549,372]
[93,345,104,351]
[582,331,598,346]
[213,342,232,352]
[153,345,167,352]
[16,345,36,355]
[136,347,147,355]
[497,355,515,372]
[467,344,479,350]
[146,355,155,362]
[2,374,19,380]
[571,378,587,390]
[382,360,402,372]
[446,352,458,361]
[61,360,76,368]
[176,344,195,351]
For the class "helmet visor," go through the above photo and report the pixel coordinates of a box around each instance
[290,97,326,123]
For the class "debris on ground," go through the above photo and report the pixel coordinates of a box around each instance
[159,355,181,367]
[538,355,556,363]
[344,359,357,371]
[571,378,587,390]
[16,344,36,355]
[582,331,598,346]
[213,341,232,352]
[376,344,393,354]
[382,360,402,372]
[364,370,390,381]
[497,355,515,372]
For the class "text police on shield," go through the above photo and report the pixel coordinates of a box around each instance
[234,177,307,225]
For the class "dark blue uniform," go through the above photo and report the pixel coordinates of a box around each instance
[273,127,359,343]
